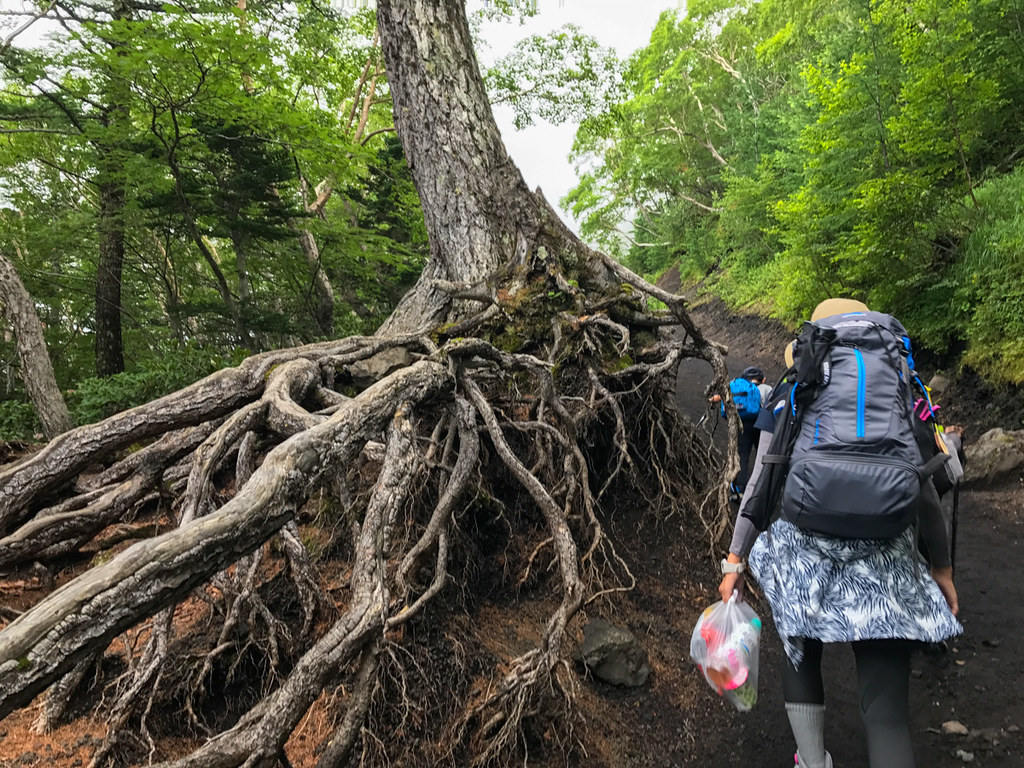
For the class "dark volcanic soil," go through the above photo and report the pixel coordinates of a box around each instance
[573,294,1024,768]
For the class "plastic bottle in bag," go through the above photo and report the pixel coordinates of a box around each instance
[690,595,762,711]
[705,615,762,690]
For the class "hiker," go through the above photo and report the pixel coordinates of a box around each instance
[746,365,773,406]
[717,299,961,768]
[733,366,772,498]
[939,424,966,565]
[711,366,771,501]
[918,374,967,566]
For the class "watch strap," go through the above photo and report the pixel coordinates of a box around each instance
[721,558,746,574]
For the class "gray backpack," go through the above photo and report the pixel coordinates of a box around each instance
[778,310,939,539]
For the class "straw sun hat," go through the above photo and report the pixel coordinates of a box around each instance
[784,298,869,367]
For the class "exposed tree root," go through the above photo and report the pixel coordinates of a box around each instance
[32,649,99,734]
[0,233,741,768]
[151,408,421,768]
[315,641,381,768]
[0,86,745,768]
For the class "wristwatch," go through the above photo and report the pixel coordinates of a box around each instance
[721,558,746,574]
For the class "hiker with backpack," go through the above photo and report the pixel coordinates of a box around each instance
[711,366,771,501]
[716,299,961,768]
[916,374,967,568]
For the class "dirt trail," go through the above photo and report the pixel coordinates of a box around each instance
[582,295,1024,767]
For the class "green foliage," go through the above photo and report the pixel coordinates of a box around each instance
[952,167,1024,382]
[0,400,41,442]
[0,0,426,405]
[485,25,624,129]
[568,0,1024,382]
[69,343,239,425]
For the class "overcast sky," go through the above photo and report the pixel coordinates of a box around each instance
[475,0,681,222]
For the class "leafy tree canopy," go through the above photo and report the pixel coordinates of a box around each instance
[0,0,427,424]
[568,0,1024,383]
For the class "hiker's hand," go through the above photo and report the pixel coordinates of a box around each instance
[718,553,747,602]
[718,572,745,603]
[931,566,959,616]
[709,394,722,405]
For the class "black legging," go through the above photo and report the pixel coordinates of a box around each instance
[783,638,916,768]
[734,422,758,491]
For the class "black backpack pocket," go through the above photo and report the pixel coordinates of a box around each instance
[781,451,921,539]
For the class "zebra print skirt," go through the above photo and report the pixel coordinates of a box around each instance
[748,520,963,665]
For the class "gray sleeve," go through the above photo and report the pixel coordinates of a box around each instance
[944,431,965,470]
[945,444,964,482]
[728,431,771,557]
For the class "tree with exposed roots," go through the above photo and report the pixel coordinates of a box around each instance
[0,1,739,765]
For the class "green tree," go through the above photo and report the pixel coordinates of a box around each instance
[0,0,425,401]
[568,0,1024,377]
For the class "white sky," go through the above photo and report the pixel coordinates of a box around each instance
[475,0,682,222]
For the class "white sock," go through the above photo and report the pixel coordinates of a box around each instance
[786,702,827,768]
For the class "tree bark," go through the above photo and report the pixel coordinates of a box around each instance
[0,252,72,439]
[95,177,126,378]
[93,0,132,378]
[375,0,548,335]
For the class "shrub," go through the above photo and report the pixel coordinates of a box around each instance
[70,343,237,425]
[0,399,40,442]
[953,166,1024,383]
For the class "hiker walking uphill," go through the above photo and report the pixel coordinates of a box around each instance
[915,374,968,568]
[711,366,771,501]
[717,299,962,768]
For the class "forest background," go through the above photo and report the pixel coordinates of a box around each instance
[1,0,1023,432]
[0,1,1023,766]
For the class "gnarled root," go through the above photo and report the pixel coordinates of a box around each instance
[0,252,731,768]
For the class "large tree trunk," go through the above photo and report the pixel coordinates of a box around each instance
[93,0,132,378]
[94,177,126,378]
[0,252,72,439]
[0,2,738,765]
[376,0,553,335]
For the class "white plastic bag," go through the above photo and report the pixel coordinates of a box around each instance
[689,593,762,711]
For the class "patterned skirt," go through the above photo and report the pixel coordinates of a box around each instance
[748,520,963,665]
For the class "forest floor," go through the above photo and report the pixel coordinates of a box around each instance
[1,291,1023,768]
